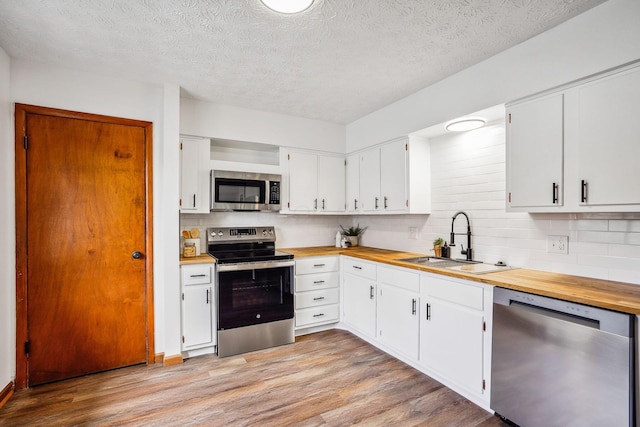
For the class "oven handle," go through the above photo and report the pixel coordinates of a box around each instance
[217,259,295,272]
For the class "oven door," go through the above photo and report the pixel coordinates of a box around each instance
[217,260,294,330]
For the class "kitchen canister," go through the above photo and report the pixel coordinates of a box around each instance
[183,238,201,256]
[183,242,196,258]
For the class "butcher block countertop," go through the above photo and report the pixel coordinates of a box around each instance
[280,246,640,315]
[180,254,216,265]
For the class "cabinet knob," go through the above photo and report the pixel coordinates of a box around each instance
[132,251,143,259]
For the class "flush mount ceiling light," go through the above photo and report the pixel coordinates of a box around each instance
[445,117,486,132]
[260,0,314,14]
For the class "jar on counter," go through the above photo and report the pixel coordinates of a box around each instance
[183,242,196,258]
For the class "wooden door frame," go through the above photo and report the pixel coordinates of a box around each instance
[14,103,155,389]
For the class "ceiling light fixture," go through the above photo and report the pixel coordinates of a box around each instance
[260,0,314,14]
[445,117,486,132]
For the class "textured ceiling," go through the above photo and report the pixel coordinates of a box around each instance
[0,0,605,124]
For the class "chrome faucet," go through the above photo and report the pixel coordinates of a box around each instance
[450,211,473,261]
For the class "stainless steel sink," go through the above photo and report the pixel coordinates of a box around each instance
[396,256,517,275]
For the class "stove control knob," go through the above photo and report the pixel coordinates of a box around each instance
[268,229,274,235]
[217,231,223,237]
[262,229,268,236]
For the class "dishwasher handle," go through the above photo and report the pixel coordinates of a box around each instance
[494,287,632,337]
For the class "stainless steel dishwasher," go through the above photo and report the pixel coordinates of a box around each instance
[491,287,635,427]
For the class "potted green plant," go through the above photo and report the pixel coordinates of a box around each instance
[340,224,368,247]
[433,237,444,257]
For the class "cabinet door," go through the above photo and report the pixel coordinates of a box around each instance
[380,139,408,212]
[288,151,318,211]
[345,153,360,212]
[420,275,485,395]
[359,148,381,211]
[317,155,345,212]
[342,273,376,338]
[377,284,419,360]
[182,285,214,349]
[575,67,640,206]
[507,94,564,209]
[180,137,210,213]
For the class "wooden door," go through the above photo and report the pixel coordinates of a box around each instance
[15,104,154,388]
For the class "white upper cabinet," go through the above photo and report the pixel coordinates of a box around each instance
[570,66,640,207]
[345,153,360,213]
[506,94,564,209]
[352,136,430,214]
[507,62,640,212]
[284,150,345,213]
[180,136,211,214]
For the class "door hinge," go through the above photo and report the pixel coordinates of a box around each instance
[483,321,486,332]
[23,135,28,150]
[482,379,486,390]
[24,340,30,356]
[508,113,511,124]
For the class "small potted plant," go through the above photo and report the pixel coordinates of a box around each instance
[433,237,444,257]
[340,224,368,247]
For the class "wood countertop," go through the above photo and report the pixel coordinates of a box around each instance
[279,246,640,315]
[180,254,216,265]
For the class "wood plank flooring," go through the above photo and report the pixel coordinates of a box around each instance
[1,329,508,426]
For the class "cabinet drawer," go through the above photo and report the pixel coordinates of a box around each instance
[181,265,212,285]
[343,257,376,280]
[296,256,339,275]
[424,276,483,311]
[295,288,339,309]
[296,304,340,327]
[378,265,419,293]
[295,271,339,292]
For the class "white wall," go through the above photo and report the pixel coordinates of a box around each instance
[0,46,14,390]
[181,98,346,153]
[9,60,173,361]
[356,121,640,284]
[346,0,640,151]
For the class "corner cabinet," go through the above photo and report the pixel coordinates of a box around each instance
[283,150,346,213]
[419,273,492,407]
[181,264,216,353]
[180,136,210,214]
[507,61,640,212]
[294,256,340,331]
[351,136,430,214]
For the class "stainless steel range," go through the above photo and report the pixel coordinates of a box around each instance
[208,226,294,357]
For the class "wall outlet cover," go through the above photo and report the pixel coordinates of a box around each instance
[547,235,569,254]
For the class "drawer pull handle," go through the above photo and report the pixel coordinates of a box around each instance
[353,265,362,270]
[581,179,588,203]
[552,182,559,204]
[313,297,325,301]
[370,285,374,300]
[206,289,210,304]
[313,280,325,284]
[313,313,325,318]
[384,196,388,209]
[411,298,416,315]
[190,274,207,278]
[426,303,431,320]
[313,264,326,268]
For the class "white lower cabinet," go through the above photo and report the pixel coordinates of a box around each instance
[294,256,340,330]
[377,265,420,360]
[181,264,216,352]
[342,257,377,339]
[419,273,492,406]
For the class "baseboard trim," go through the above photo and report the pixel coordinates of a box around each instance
[0,381,14,409]
[154,352,164,364]
[163,354,183,367]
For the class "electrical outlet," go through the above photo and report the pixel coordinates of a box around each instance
[547,235,569,254]
[409,227,418,240]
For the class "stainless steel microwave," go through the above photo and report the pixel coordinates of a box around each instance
[210,170,281,212]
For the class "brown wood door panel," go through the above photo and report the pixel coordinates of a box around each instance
[15,104,154,387]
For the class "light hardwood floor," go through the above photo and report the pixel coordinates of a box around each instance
[1,329,508,426]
